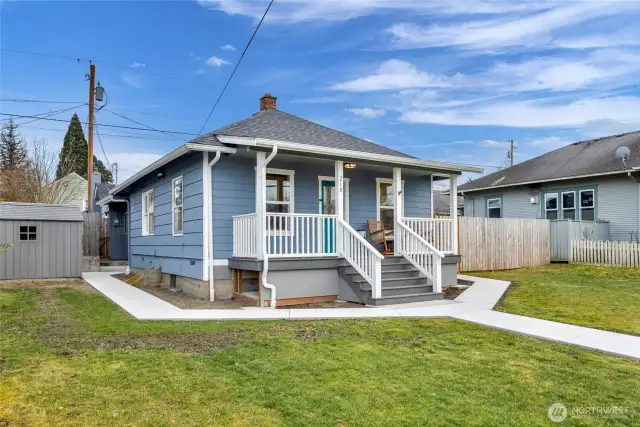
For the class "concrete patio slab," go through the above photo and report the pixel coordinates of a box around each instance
[81,271,640,359]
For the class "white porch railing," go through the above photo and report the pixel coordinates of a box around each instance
[402,217,454,254]
[232,213,258,258]
[265,213,338,257]
[398,221,445,292]
[337,218,383,298]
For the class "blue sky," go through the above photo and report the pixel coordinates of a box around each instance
[2,0,640,183]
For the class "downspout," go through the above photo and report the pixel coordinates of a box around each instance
[262,145,278,308]
[206,151,222,302]
[109,198,131,274]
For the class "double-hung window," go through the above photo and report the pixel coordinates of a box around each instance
[172,176,184,236]
[580,190,595,220]
[142,189,155,235]
[376,178,404,231]
[266,169,294,230]
[486,198,502,218]
[561,191,576,220]
[545,193,558,219]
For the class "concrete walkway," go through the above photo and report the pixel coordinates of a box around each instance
[82,271,640,359]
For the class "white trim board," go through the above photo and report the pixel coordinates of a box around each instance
[376,177,404,222]
[318,175,350,223]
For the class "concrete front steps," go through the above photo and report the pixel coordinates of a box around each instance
[339,256,444,306]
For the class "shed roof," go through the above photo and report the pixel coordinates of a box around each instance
[459,131,640,193]
[0,203,84,222]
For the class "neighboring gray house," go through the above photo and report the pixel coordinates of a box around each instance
[100,94,481,307]
[459,131,640,243]
[0,202,83,280]
[434,191,464,217]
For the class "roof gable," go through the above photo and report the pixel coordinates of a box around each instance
[459,131,640,192]
[197,109,414,159]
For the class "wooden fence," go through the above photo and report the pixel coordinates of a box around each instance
[82,212,102,257]
[570,240,640,268]
[459,217,551,272]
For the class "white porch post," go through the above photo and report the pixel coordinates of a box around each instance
[255,152,265,260]
[393,167,402,256]
[450,174,458,254]
[334,160,344,254]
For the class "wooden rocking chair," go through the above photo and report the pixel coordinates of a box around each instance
[367,220,394,255]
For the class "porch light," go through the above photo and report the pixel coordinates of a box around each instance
[344,162,356,169]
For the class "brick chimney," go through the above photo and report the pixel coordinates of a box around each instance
[259,93,277,111]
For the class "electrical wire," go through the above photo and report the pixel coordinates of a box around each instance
[0,47,90,62]
[103,108,186,141]
[17,125,176,141]
[0,98,85,104]
[198,0,274,134]
[95,124,112,170]
[12,104,86,126]
[0,113,199,135]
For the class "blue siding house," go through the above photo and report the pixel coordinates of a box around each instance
[101,94,482,307]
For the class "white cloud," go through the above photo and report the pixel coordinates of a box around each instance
[120,72,142,88]
[130,62,146,68]
[346,107,385,119]
[193,68,207,75]
[479,139,509,148]
[205,56,231,67]
[387,2,640,51]
[221,44,236,51]
[290,96,346,104]
[331,60,450,92]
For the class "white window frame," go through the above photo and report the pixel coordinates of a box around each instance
[318,176,350,222]
[376,177,404,227]
[486,198,502,218]
[579,189,595,221]
[561,191,576,220]
[142,189,155,236]
[544,193,559,220]
[172,176,184,236]
[265,168,295,235]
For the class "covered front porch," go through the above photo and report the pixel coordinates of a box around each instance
[226,148,461,307]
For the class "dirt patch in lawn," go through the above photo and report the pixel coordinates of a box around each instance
[112,273,251,309]
[0,278,97,293]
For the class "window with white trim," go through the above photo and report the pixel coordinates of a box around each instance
[376,178,404,231]
[172,176,184,236]
[142,189,155,235]
[266,169,294,230]
[544,193,558,219]
[561,191,576,220]
[487,198,502,218]
[580,190,595,221]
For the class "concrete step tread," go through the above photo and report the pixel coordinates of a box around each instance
[353,276,428,284]
[344,268,419,276]
[367,292,444,305]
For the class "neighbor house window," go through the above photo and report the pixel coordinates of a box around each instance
[19,226,37,241]
[545,193,558,219]
[376,178,404,231]
[580,190,595,221]
[172,176,184,236]
[142,189,155,235]
[562,191,576,220]
[486,198,502,218]
[266,169,294,230]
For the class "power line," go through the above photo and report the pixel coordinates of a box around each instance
[95,124,112,169]
[103,108,186,141]
[0,112,199,135]
[0,47,90,63]
[18,124,177,141]
[198,0,274,134]
[112,106,191,122]
[3,104,86,126]
[0,98,85,104]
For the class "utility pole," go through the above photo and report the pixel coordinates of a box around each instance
[506,139,515,167]
[113,162,118,185]
[87,63,96,212]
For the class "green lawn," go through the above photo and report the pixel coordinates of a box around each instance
[470,264,640,336]
[1,282,639,426]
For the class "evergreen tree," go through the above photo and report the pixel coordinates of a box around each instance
[0,118,28,170]
[56,113,113,183]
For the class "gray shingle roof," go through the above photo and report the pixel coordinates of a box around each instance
[0,202,83,221]
[193,109,414,158]
[95,183,115,201]
[459,131,640,192]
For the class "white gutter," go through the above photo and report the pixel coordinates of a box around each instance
[216,135,484,174]
[261,145,278,308]
[459,169,640,194]
[203,151,222,302]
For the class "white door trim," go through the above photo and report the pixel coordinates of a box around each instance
[318,175,350,222]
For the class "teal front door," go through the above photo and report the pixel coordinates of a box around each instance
[320,180,336,253]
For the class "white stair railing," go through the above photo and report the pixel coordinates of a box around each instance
[402,217,454,253]
[398,220,445,292]
[337,218,383,298]
[232,213,258,258]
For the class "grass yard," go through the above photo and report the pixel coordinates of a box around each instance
[1,280,639,426]
[471,264,640,336]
